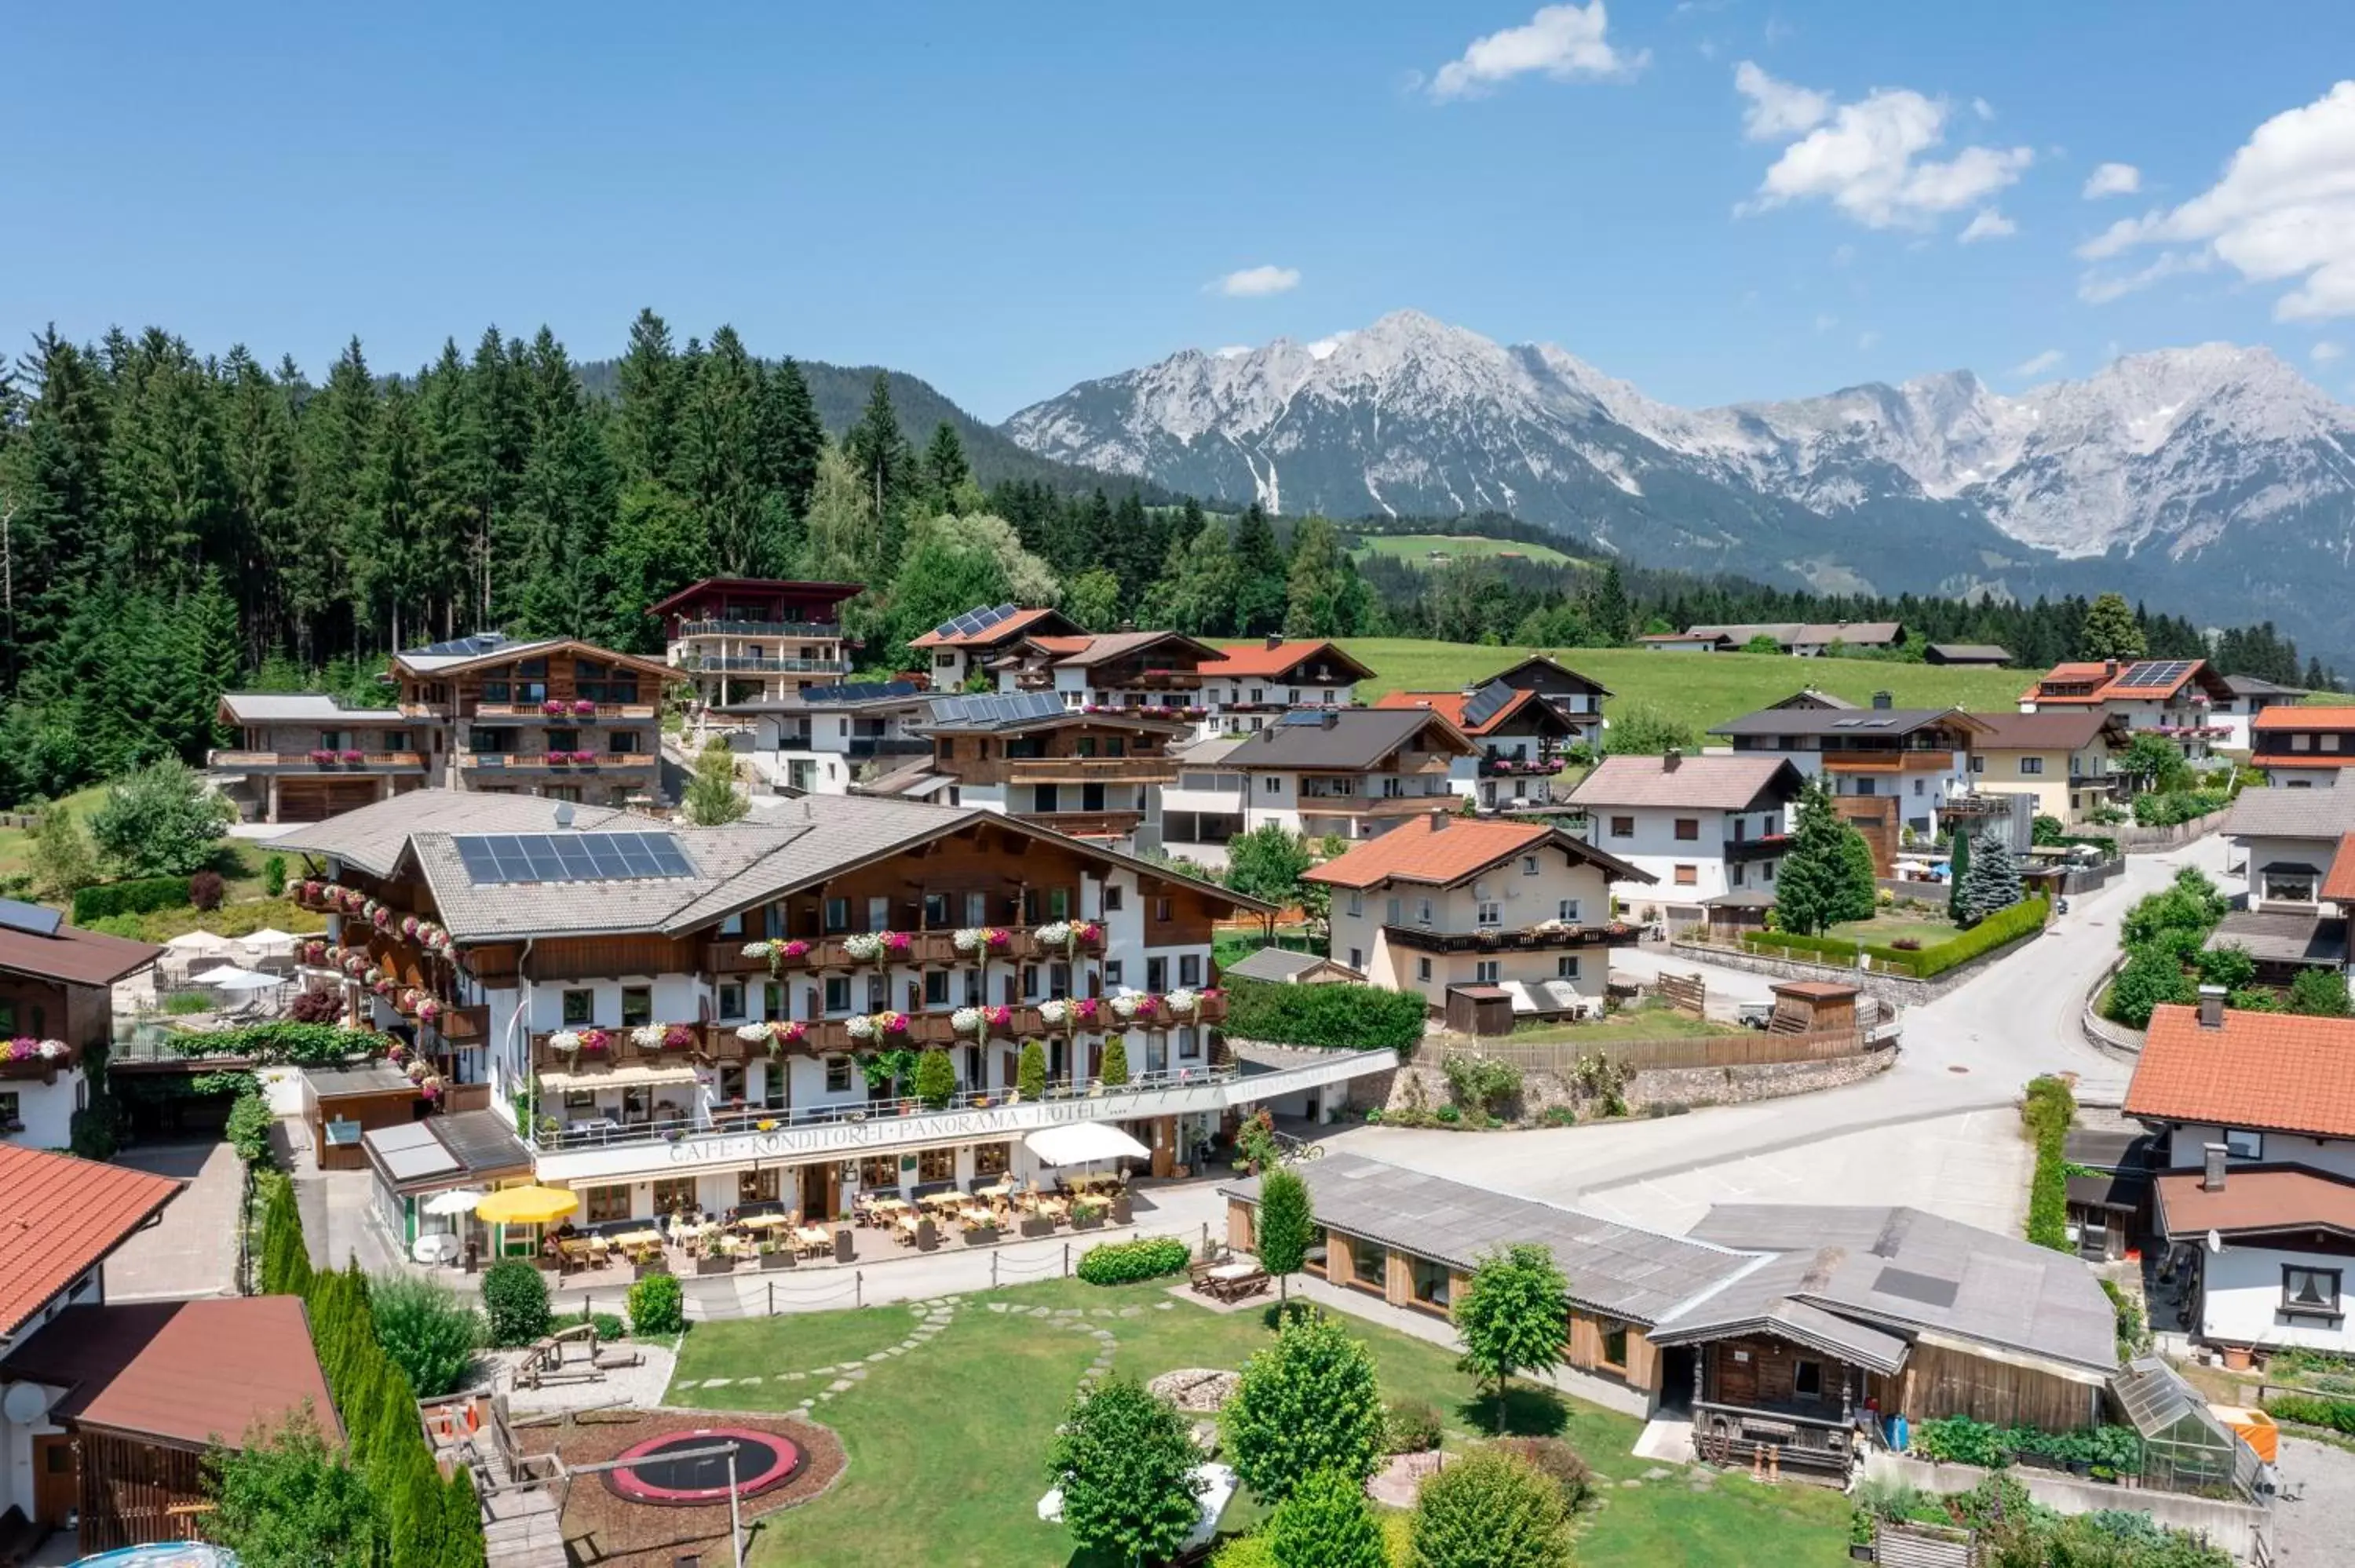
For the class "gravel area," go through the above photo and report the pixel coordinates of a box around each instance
[2274,1435,2355,1567]
[538,1409,845,1565]
[485,1339,680,1417]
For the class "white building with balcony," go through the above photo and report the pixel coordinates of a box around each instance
[648,577,860,717]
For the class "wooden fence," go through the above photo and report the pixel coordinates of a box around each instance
[1409,1025,1875,1074]
[1656,971,1707,1016]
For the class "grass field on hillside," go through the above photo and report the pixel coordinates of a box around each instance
[1315,639,2029,731]
[1349,533,1580,568]
[0,783,109,881]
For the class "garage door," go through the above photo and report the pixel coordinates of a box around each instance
[277,777,383,822]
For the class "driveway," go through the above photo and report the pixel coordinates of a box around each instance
[2274,1435,2355,1566]
[103,1140,243,1300]
[1327,835,2225,1231]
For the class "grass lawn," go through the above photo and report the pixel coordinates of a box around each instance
[666,1276,1850,1568]
[1506,998,1742,1045]
[1350,534,1582,570]
[1827,910,1962,948]
[1246,640,2027,735]
[0,782,109,881]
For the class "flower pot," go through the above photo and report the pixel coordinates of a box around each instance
[697,1255,738,1276]
[1110,1195,1133,1225]
[1849,1544,1875,1563]
[761,1249,795,1270]
[1020,1216,1056,1239]
[1073,1214,1105,1232]
[635,1259,670,1281]
[2223,1346,2254,1370]
[833,1227,854,1263]
[962,1225,999,1246]
[915,1219,939,1253]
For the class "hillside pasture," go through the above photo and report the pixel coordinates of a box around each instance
[1349,533,1580,568]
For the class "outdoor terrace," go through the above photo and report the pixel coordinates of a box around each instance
[208,749,427,773]
[470,702,659,722]
[456,753,659,774]
[690,655,856,675]
[677,618,846,640]
[1005,757,1175,786]
[1478,753,1566,778]
[698,924,1112,975]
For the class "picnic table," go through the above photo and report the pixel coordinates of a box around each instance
[609,1227,663,1249]
[918,1191,967,1211]
[867,1196,911,1220]
[793,1224,832,1256]
[1198,1261,1271,1303]
[739,1212,794,1232]
[973,1180,1016,1200]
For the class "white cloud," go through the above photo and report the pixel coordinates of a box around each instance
[1736,70,2034,232]
[1429,3,1648,100]
[1813,312,1838,331]
[2075,82,2355,319]
[1959,208,2017,243]
[1831,242,1857,267]
[1733,60,1827,140]
[1212,265,1301,298]
[1972,97,1995,122]
[1857,330,1882,350]
[2316,341,2346,363]
[2082,162,2141,199]
[2012,348,2065,377]
[2076,249,2213,304]
[1213,345,1253,360]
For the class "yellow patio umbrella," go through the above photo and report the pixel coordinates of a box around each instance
[474,1186,579,1226]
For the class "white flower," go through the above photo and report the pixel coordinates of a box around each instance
[1109,994,1141,1020]
[842,932,883,962]
[1035,921,1072,949]
[742,940,773,958]
[550,1030,582,1054]
[630,1024,664,1049]
[952,927,984,953]
[736,1023,770,1043]
[951,1006,982,1035]
[1039,998,1069,1025]
[845,1013,877,1041]
[1166,989,1199,1016]
[35,1039,67,1060]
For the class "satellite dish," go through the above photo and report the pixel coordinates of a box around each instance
[553,802,576,830]
[2207,1228,2224,1256]
[3,1382,49,1424]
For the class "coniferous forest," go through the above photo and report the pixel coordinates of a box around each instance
[0,306,2331,807]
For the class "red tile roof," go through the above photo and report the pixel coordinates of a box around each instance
[2254,706,2355,732]
[2153,1168,2355,1241]
[1200,640,1375,680]
[908,607,1076,650]
[0,921,165,988]
[2324,834,2355,903]
[2125,1003,2355,1140]
[2021,658,2232,706]
[1371,687,1542,735]
[0,1146,184,1338]
[1302,813,1648,889]
[0,1297,339,1449]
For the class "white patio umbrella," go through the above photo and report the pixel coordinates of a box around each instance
[1024,1121,1152,1167]
[236,927,299,957]
[165,930,237,952]
[424,1188,487,1216]
[191,964,287,992]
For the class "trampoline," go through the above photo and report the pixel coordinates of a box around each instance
[603,1426,804,1507]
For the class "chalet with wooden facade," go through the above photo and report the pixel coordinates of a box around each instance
[1708,695,1993,862]
[908,603,1086,690]
[892,691,1188,848]
[1194,638,1374,734]
[2251,705,2355,787]
[1304,812,1646,1019]
[985,628,1224,720]
[0,903,161,1147]
[1158,709,1478,870]
[1963,709,2129,824]
[649,577,860,713]
[0,1145,184,1551]
[1565,753,1806,917]
[272,789,1386,1258]
[721,680,932,796]
[216,632,679,822]
[1480,653,1612,748]
[2019,658,2236,760]
[1373,675,1587,815]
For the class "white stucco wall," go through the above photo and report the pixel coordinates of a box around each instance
[2204,1243,2355,1351]
[0,1072,82,1150]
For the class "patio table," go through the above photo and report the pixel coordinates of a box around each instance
[868,1197,911,1214]
[739,1212,794,1231]
[794,1224,832,1254]
[1207,1262,1258,1281]
[609,1228,663,1250]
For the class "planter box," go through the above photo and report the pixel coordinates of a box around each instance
[962,1226,999,1247]
[833,1228,854,1263]
[915,1219,939,1253]
[634,1260,670,1281]
[1020,1216,1056,1239]
[760,1249,795,1270]
[1110,1196,1133,1225]
[696,1256,738,1276]
[1072,1215,1106,1231]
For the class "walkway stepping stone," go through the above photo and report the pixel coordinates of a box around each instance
[703,1378,732,1388]
[988,1302,1008,1312]
[826,1379,854,1392]
[866,1352,889,1362]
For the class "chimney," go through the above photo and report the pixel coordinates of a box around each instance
[1265,633,1283,651]
[2203,1143,2229,1193]
[2105,659,2120,679]
[1429,806,1449,833]
[1662,746,1681,771]
[2198,983,2227,1029]
[1871,691,1893,711]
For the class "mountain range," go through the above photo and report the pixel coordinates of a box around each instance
[1000,311,2355,660]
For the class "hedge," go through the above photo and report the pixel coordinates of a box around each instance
[2022,1074,2076,1253]
[71,874,192,924]
[1222,977,1426,1052]
[2265,1393,2355,1435]
[1075,1237,1192,1285]
[1744,897,2050,979]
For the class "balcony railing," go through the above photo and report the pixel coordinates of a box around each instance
[677,619,845,640]
[1692,1400,1854,1473]
[692,656,856,675]
[1007,757,1176,785]
[1478,754,1565,778]
[1722,833,1789,863]
[1820,749,1959,771]
[1380,921,1633,954]
[1300,793,1458,817]
[1014,810,1147,839]
[208,750,426,771]
[846,737,932,761]
[700,923,1118,975]
[469,703,657,722]
[458,753,658,772]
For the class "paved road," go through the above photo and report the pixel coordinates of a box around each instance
[1327,835,2228,1230]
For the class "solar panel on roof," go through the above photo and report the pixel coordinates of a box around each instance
[451,831,698,886]
[1461,680,1517,730]
[931,602,1020,640]
[799,680,919,705]
[1280,710,1335,725]
[2119,659,2192,688]
[0,898,62,938]
[407,632,513,658]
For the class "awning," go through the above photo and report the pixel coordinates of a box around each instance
[539,1063,701,1092]
[1024,1121,1152,1166]
[476,1186,579,1225]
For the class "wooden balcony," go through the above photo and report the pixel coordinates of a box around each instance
[701,925,1108,975]
[1821,749,1959,773]
[1381,921,1632,955]
[207,750,426,772]
[1006,757,1176,786]
[677,619,845,640]
[469,702,658,723]
[1013,810,1147,839]
[1301,793,1459,818]
[457,753,659,774]
[1478,753,1566,779]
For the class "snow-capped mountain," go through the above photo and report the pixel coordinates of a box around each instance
[1002,311,2355,655]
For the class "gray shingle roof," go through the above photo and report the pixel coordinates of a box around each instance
[1928,644,2014,662]
[1566,754,1803,811]
[217,692,404,724]
[2204,909,2349,968]
[1221,1152,1753,1326]
[1707,706,1985,738]
[1225,709,1474,771]
[1966,710,2116,750]
[1221,948,1344,983]
[1661,1204,2118,1376]
[272,792,652,878]
[2223,786,2355,841]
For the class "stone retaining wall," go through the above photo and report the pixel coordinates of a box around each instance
[2079,950,2146,1060]
[2113,806,2231,855]
[1382,1041,1895,1122]
[1861,1452,2270,1564]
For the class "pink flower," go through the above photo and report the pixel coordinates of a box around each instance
[984,1005,1013,1030]
[876,1012,909,1035]
[1075,921,1104,947]
[781,939,811,960]
[418,1000,442,1023]
[372,907,390,928]
[881,931,911,955]
[579,1028,611,1053]
[541,698,565,716]
[572,698,597,717]
[1073,997,1100,1023]
[773,1020,808,1046]
[340,749,364,764]
[663,1024,696,1051]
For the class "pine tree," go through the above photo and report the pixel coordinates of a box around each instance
[682,737,747,826]
[918,421,971,516]
[844,374,915,575]
[1231,504,1288,635]
[217,347,303,665]
[1773,778,1852,937]
[766,356,826,527]
[293,338,378,656]
[1946,829,1972,925]
[1837,826,1879,924]
[611,308,685,483]
[2079,592,2147,662]
[1957,828,2022,925]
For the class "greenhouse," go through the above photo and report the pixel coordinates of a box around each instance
[2110,1357,2265,1497]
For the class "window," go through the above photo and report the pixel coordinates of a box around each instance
[717,983,745,1021]
[825,1056,853,1092]
[1177,1026,1201,1059]
[1793,1358,1824,1398]
[922,892,950,927]
[2225,1129,2264,1160]
[1674,864,1697,886]
[583,1185,630,1223]
[1673,818,1699,841]
[1912,778,1926,796]
[1557,956,1581,980]
[1153,897,1173,921]
[738,1168,780,1205]
[1853,777,1876,796]
[1179,954,1203,987]
[1971,753,1986,774]
[2264,868,2318,903]
[619,986,652,1027]
[546,727,579,753]
[1417,957,1433,983]
[1249,687,1265,705]
[1023,965,1041,1000]
[764,982,783,1019]
[1351,1240,1386,1292]
[1522,855,1540,876]
[1262,776,1280,794]
[1609,815,1634,838]
[823,896,850,932]
[823,976,852,1013]
[2293,733,2314,752]
[1416,899,1435,927]
[1386,897,1402,924]
[1475,961,1500,983]
[1557,899,1582,923]
[1477,901,1502,928]
[2330,734,2346,753]
[924,970,950,1007]
[974,1140,1012,1177]
[0,1091,19,1131]
[1145,957,1167,992]
[861,1154,899,1188]
[2284,1266,2342,1317]
[1104,884,1123,912]
[561,989,594,1026]
[918,1147,955,1183]
[2018,756,2045,776]
[1601,1322,1630,1370]
[1346,890,1364,917]
[651,1178,696,1216]
[867,896,891,932]
[1349,949,1364,968]
[1104,960,1123,986]
[1410,1255,1451,1309]
[966,891,989,925]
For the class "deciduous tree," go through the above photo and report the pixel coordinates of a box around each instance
[1453,1243,1569,1434]
[1224,1311,1385,1506]
[1046,1378,1204,1565]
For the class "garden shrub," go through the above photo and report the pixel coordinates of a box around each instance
[1440,1052,1522,1118]
[1223,977,1426,1052]
[190,870,225,910]
[70,874,191,924]
[370,1276,485,1398]
[1075,1237,1192,1285]
[626,1270,686,1336]
[1492,1436,1594,1511]
[2021,1074,2076,1253]
[1382,1398,1444,1454]
[2106,944,2198,1028]
[1911,1414,2009,1468]
[2289,966,2353,1018]
[566,1308,628,1343]
[225,1090,274,1166]
[1408,1446,1573,1568]
[1744,899,2049,979]
[481,1260,552,1347]
[263,853,288,897]
[2266,1393,2355,1435]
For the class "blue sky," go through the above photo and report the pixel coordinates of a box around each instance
[8,2,2352,419]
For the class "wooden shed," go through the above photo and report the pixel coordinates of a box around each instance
[300,1061,425,1171]
[1443,984,1515,1037]
[1769,979,1860,1034]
